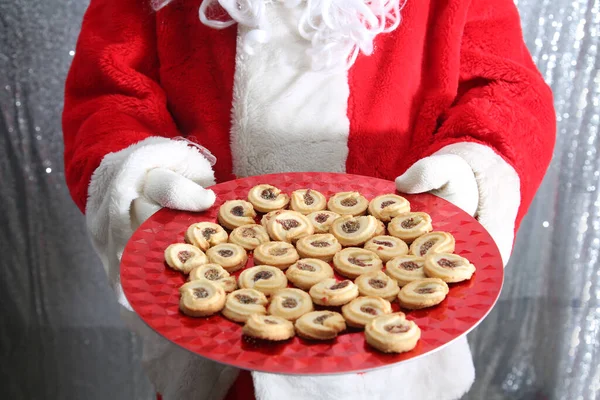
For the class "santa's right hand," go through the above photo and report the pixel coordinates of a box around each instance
[131,167,216,229]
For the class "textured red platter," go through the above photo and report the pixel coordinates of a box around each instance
[121,172,503,375]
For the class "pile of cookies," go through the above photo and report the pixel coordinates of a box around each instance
[164,184,476,354]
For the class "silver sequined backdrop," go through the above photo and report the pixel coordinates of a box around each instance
[0,0,598,398]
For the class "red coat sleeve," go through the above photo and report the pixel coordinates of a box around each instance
[418,0,556,229]
[62,0,180,213]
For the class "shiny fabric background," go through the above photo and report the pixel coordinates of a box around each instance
[0,0,598,399]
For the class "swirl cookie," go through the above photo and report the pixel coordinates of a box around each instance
[388,212,433,243]
[309,278,359,306]
[239,265,288,296]
[365,313,421,353]
[295,311,346,340]
[341,296,393,328]
[332,247,383,279]
[364,235,409,262]
[206,243,248,273]
[268,288,314,321]
[188,264,238,293]
[409,232,455,257]
[327,191,369,216]
[266,210,314,243]
[385,255,427,286]
[285,259,335,290]
[424,253,476,283]
[242,314,295,341]
[179,281,226,317]
[222,288,268,323]
[330,215,381,247]
[185,222,228,251]
[290,189,327,215]
[397,278,449,309]
[253,241,300,270]
[247,184,290,213]
[295,233,342,262]
[355,271,400,301]
[218,200,257,230]
[368,194,410,222]
[307,211,341,233]
[229,224,270,251]
[165,243,208,274]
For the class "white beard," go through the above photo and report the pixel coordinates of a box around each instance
[152,0,406,71]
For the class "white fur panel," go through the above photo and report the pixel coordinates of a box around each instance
[230,3,350,178]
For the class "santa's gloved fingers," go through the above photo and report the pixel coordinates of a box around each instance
[144,168,217,212]
[130,197,162,229]
[395,155,479,216]
[474,205,514,265]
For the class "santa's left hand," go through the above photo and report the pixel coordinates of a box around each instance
[395,142,521,266]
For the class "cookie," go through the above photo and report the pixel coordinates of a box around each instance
[385,255,427,286]
[306,211,341,233]
[242,314,296,341]
[238,265,288,296]
[364,235,409,262]
[409,231,455,257]
[365,312,421,353]
[289,188,327,215]
[397,278,449,309]
[222,288,268,323]
[309,278,359,306]
[184,222,228,251]
[165,243,208,274]
[253,241,300,270]
[329,215,382,247]
[268,288,314,321]
[179,280,226,317]
[294,311,346,340]
[260,209,285,230]
[332,247,383,279]
[367,194,410,222]
[295,233,342,262]
[341,296,393,328]
[327,191,369,216]
[247,184,290,213]
[388,212,433,243]
[218,200,257,230]
[206,243,248,273]
[266,210,314,243]
[354,271,400,301]
[188,264,238,292]
[424,253,476,283]
[285,258,335,290]
[229,224,270,251]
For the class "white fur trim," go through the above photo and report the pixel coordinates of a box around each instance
[230,2,350,178]
[434,142,521,265]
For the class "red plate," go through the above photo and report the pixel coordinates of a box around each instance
[121,172,503,375]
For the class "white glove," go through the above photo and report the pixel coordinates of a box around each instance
[396,142,521,265]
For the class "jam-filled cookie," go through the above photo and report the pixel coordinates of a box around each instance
[179,280,226,317]
[222,288,269,323]
[307,211,341,233]
[253,241,300,270]
[242,314,296,341]
[341,296,393,328]
[229,224,270,251]
[260,209,285,230]
[365,312,421,353]
[388,212,433,243]
[309,278,359,306]
[239,265,288,296]
[206,243,248,273]
[185,222,229,251]
[294,311,346,340]
[332,247,383,279]
[285,259,335,290]
[165,243,208,274]
[247,184,290,213]
[327,191,369,216]
[397,278,449,309]
[268,288,314,321]
[218,200,257,230]
[368,194,410,222]
[385,255,427,286]
[364,235,409,262]
[266,210,314,243]
[295,233,342,262]
[188,264,238,293]
[330,215,382,247]
[409,231,455,257]
[424,253,476,283]
[354,271,400,301]
[289,189,327,215]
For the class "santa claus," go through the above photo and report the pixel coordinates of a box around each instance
[62,0,555,398]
